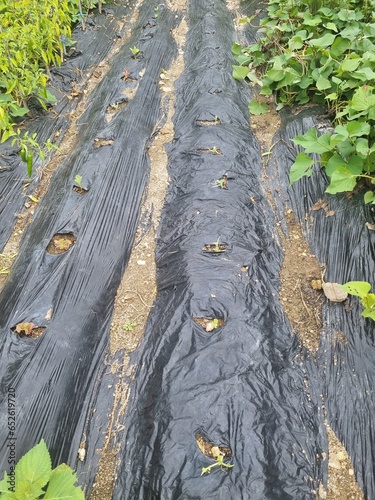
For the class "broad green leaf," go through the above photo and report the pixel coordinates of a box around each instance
[326,167,357,193]
[0,93,13,102]
[44,464,84,500]
[309,33,336,48]
[362,308,375,320]
[276,69,300,89]
[346,155,363,175]
[246,71,263,85]
[232,65,249,81]
[330,36,351,57]
[0,472,11,493]
[324,22,338,32]
[351,86,375,111]
[363,293,375,314]
[293,129,331,154]
[364,191,375,204]
[340,25,362,41]
[346,121,370,137]
[289,152,314,184]
[303,13,322,26]
[340,281,371,298]
[14,439,51,499]
[340,58,360,72]
[248,100,269,115]
[236,54,252,66]
[299,75,314,89]
[231,42,242,55]
[316,76,331,91]
[356,138,369,158]
[336,139,356,157]
[325,153,346,176]
[266,68,285,82]
[9,105,29,117]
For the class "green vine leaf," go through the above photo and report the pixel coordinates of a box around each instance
[325,167,357,194]
[248,100,269,115]
[290,152,314,184]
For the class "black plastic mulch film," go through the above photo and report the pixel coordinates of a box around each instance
[0,1,374,500]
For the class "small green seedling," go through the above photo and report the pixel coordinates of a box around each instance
[215,175,228,189]
[0,439,84,499]
[130,46,140,58]
[212,318,219,328]
[74,174,83,189]
[209,146,221,155]
[340,281,375,321]
[212,239,225,253]
[123,321,137,331]
[201,454,234,476]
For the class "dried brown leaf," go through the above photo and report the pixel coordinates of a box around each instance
[322,282,348,303]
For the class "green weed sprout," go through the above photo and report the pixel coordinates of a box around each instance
[130,46,140,58]
[201,454,234,476]
[123,321,137,331]
[74,174,83,189]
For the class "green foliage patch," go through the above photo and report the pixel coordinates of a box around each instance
[341,281,375,320]
[0,0,104,175]
[232,0,375,202]
[0,439,84,499]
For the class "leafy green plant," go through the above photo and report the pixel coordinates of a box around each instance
[0,0,106,174]
[340,281,375,320]
[0,439,84,499]
[201,454,234,476]
[232,0,375,202]
[10,130,58,178]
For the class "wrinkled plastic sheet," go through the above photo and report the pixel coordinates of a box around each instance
[113,0,327,498]
[0,2,131,250]
[0,0,373,497]
[0,1,180,473]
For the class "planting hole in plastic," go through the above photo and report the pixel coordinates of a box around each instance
[46,233,76,255]
[105,99,128,123]
[192,317,224,333]
[202,242,228,253]
[11,322,46,339]
[193,147,223,155]
[73,184,88,195]
[195,433,232,459]
[196,118,221,126]
[94,137,114,148]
